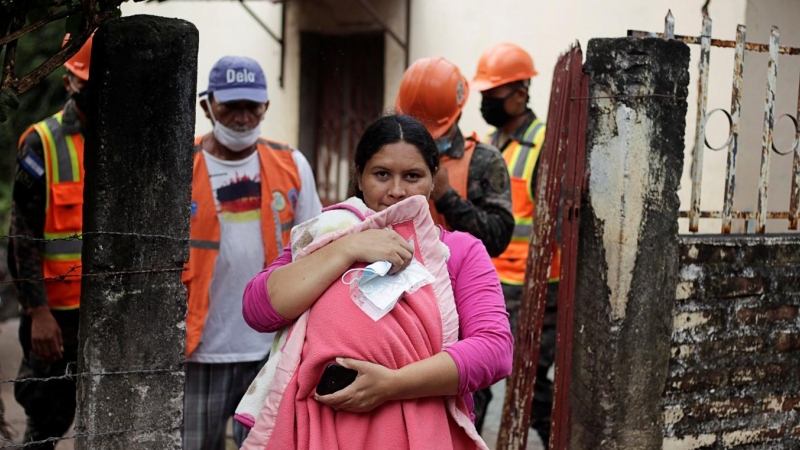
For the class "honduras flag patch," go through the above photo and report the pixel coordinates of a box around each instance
[20,152,45,179]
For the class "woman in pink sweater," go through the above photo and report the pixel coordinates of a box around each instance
[242,115,513,447]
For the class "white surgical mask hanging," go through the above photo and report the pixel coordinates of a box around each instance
[207,98,261,152]
[341,238,434,321]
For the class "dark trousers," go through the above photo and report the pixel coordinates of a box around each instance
[472,283,557,444]
[15,309,79,450]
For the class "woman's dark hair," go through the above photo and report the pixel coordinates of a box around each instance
[351,114,439,199]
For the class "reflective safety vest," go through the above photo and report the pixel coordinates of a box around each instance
[23,111,85,310]
[184,137,301,357]
[490,118,561,285]
[429,133,478,230]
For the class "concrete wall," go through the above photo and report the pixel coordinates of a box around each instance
[664,236,800,449]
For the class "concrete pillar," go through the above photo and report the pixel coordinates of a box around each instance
[569,38,689,449]
[75,16,197,449]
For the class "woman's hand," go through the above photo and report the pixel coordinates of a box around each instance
[314,358,397,413]
[341,229,414,275]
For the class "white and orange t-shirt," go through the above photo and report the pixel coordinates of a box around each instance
[189,150,271,363]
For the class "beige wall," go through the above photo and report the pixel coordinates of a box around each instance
[123,0,753,231]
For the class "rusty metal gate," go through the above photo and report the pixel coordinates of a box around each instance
[630,10,800,234]
[497,44,588,450]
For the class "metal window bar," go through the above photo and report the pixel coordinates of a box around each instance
[629,12,800,234]
[757,27,780,234]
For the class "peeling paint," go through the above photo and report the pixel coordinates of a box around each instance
[679,264,702,281]
[589,103,655,320]
[673,311,709,330]
[675,281,694,300]
[662,434,716,450]
[670,345,695,358]
[663,405,684,425]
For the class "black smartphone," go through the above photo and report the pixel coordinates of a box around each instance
[316,363,358,396]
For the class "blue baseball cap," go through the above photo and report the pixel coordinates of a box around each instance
[199,56,269,103]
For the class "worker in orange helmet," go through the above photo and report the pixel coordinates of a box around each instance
[9,33,93,449]
[473,42,559,445]
[395,57,513,259]
[396,57,513,434]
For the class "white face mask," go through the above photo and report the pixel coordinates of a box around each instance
[207,100,261,152]
[341,239,434,321]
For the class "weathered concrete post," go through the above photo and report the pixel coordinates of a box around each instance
[75,16,197,449]
[569,38,689,449]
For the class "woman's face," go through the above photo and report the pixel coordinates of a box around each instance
[358,141,434,212]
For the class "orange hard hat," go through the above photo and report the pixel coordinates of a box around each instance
[62,33,94,81]
[395,57,469,139]
[471,43,538,92]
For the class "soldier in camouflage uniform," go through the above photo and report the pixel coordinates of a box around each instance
[428,129,514,258]
[396,57,514,433]
[473,43,559,445]
[8,35,92,449]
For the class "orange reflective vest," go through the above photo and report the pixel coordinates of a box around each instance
[429,134,477,230]
[184,138,301,357]
[490,118,561,285]
[21,111,85,310]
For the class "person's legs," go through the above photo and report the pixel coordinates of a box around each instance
[472,283,522,435]
[529,282,558,444]
[502,283,522,339]
[183,362,234,450]
[228,357,268,447]
[14,310,78,450]
[471,386,492,434]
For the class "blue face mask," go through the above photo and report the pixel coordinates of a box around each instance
[435,136,452,154]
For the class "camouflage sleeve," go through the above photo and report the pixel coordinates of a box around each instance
[8,130,48,310]
[434,143,514,257]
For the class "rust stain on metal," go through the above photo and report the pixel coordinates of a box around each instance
[757,27,779,235]
[627,30,800,55]
[688,16,712,233]
[679,211,793,219]
[722,25,746,234]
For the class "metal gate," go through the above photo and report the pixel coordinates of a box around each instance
[496,44,588,450]
[630,10,800,234]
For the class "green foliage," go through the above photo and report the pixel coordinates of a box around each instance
[0,89,19,123]
[0,18,69,234]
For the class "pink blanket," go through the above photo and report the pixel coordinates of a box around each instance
[241,196,486,450]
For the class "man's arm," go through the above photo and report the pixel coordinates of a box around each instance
[9,131,48,310]
[10,129,65,361]
[434,144,514,257]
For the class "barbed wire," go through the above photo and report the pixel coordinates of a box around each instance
[0,425,181,449]
[0,362,183,385]
[571,93,687,101]
[0,266,185,285]
[0,231,188,243]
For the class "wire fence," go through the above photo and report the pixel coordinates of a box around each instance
[0,230,188,449]
[0,426,182,449]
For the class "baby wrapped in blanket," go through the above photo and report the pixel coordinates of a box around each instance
[236,195,487,450]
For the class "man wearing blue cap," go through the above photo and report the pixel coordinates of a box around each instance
[183,55,322,449]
